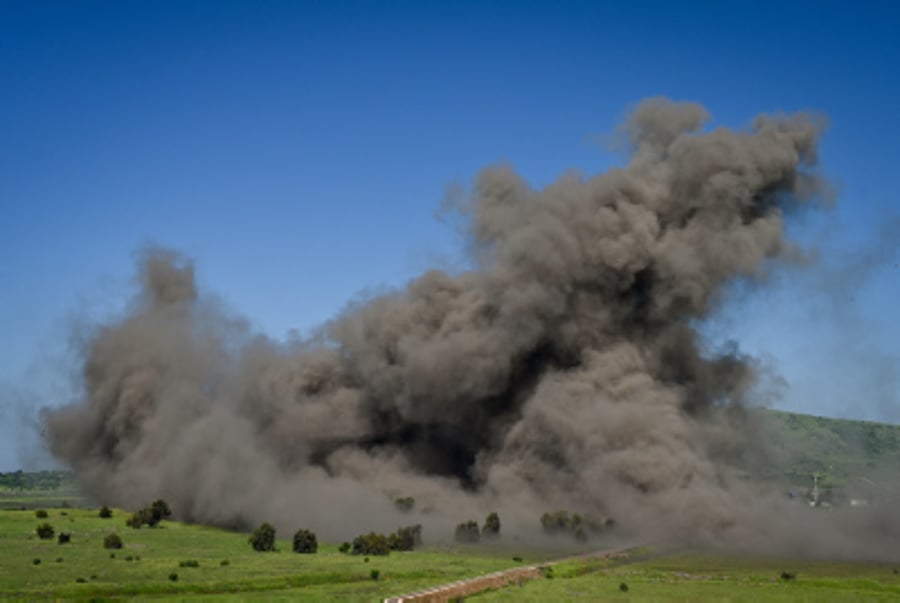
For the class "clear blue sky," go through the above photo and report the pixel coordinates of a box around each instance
[2,0,899,471]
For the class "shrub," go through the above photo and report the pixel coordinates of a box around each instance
[35,509,48,519]
[33,558,41,565]
[249,523,276,552]
[292,529,318,554]
[338,542,351,554]
[540,510,613,542]
[454,520,480,543]
[127,499,172,528]
[394,496,415,513]
[36,523,54,540]
[540,510,571,534]
[103,533,123,549]
[56,557,63,563]
[151,499,172,522]
[352,532,390,556]
[98,506,112,519]
[58,532,71,544]
[388,524,422,551]
[781,571,796,581]
[512,556,523,562]
[169,572,178,582]
[482,512,500,538]
[127,508,152,529]
[620,582,629,592]
[179,559,200,567]
[370,569,380,580]
[76,577,86,583]
[220,559,229,566]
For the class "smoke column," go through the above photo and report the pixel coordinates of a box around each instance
[45,98,895,554]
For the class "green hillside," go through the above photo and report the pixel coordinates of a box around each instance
[757,409,900,502]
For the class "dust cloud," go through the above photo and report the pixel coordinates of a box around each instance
[43,99,898,557]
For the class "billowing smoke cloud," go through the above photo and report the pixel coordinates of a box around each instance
[43,99,898,555]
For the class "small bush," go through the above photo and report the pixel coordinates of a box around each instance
[32,558,41,565]
[352,532,390,556]
[338,542,351,554]
[542,566,555,579]
[103,533,123,549]
[179,559,200,567]
[370,569,380,580]
[620,582,629,592]
[249,523,276,552]
[540,510,613,542]
[36,523,54,540]
[512,556,523,562]
[76,577,86,583]
[169,572,178,582]
[35,509,48,519]
[109,553,115,559]
[220,559,230,566]
[388,524,422,551]
[98,506,112,519]
[56,557,63,563]
[151,499,172,522]
[126,499,172,528]
[125,556,133,562]
[394,496,415,513]
[482,512,501,539]
[292,528,318,554]
[455,520,480,543]
[781,571,796,581]
[58,532,71,544]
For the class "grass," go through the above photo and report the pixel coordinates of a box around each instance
[0,506,548,600]
[471,552,900,602]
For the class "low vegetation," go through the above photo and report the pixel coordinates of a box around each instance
[455,520,480,543]
[126,499,172,528]
[249,522,276,552]
[292,528,317,554]
[0,505,536,599]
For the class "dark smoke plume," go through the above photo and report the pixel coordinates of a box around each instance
[43,99,898,556]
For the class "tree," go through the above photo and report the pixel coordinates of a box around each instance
[455,520,480,543]
[482,512,501,539]
[388,524,422,551]
[58,532,71,544]
[127,499,172,528]
[292,529,318,554]
[150,499,172,522]
[249,523,276,552]
[103,533,123,549]
[36,523,54,540]
[352,532,390,556]
[394,496,415,513]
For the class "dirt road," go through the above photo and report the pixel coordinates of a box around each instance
[383,545,640,603]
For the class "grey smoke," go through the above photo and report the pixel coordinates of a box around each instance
[42,98,898,556]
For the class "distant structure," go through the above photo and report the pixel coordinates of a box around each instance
[808,473,820,508]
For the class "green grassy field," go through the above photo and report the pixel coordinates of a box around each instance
[471,551,900,602]
[0,506,550,601]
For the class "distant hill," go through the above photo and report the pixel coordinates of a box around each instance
[756,409,900,504]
